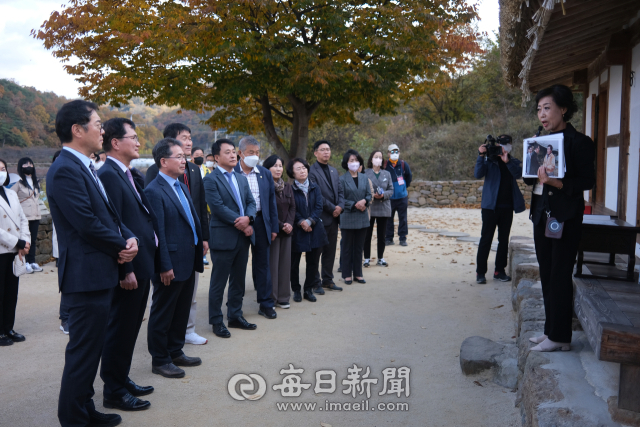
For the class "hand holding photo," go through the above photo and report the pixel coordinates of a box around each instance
[522,134,564,179]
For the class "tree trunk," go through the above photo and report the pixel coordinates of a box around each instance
[259,94,290,163]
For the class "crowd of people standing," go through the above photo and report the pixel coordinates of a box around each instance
[0,99,413,427]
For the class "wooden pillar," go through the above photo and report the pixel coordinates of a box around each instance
[617,47,632,220]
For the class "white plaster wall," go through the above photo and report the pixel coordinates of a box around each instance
[605,147,619,211]
[601,69,609,83]
[608,66,623,136]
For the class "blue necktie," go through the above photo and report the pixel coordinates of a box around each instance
[225,172,244,216]
[174,181,198,245]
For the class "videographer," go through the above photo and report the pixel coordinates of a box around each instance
[474,135,525,284]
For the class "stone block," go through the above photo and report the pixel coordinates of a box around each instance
[477,186,483,192]
[512,263,540,293]
[438,200,450,205]
[466,196,477,203]
[35,254,51,265]
[428,198,438,204]
[418,197,427,206]
[37,240,53,255]
[37,230,48,239]
[460,336,505,375]
[408,197,419,204]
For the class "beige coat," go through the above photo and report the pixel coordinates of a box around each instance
[543,153,556,176]
[0,188,31,255]
[10,180,41,220]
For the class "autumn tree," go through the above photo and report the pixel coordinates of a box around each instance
[35,0,481,161]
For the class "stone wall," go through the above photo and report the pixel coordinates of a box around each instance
[35,214,53,265]
[408,180,532,207]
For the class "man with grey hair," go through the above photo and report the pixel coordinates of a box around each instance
[234,136,279,319]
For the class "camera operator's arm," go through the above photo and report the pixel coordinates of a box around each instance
[504,154,523,179]
[474,145,488,179]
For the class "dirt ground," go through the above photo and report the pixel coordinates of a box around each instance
[1,207,533,427]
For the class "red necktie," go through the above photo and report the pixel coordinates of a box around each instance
[183,171,191,193]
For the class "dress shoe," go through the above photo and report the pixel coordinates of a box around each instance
[303,290,317,302]
[125,379,154,397]
[151,363,185,378]
[7,330,25,342]
[293,291,302,302]
[0,334,13,346]
[323,282,343,291]
[344,279,353,285]
[212,323,231,338]
[228,316,257,330]
[354,278,366,284]
[313,286,325,295]
[399,240,408,246]
[87,407,122,427]
[172,354,202,367]
[185,332,208,345]
[259,307,277,319]
[103,393,150,411]
[337,266,342,273]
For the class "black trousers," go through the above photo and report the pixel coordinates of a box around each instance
[341,228,367,279]
[252,213,274,309]
[100,275,151,399]
[27,220,39,264]
[58,288,113,427]
[148,271,195,366]
[385,197,408,242]
[291,247,322,292]
[476,207,513,275]
[315,220,339,285]
[534,215,582,343]
[364,216,389,259]
[208,236,250,325]
[0,253,20,334]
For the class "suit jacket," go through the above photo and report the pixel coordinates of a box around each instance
[145,162,209,242]
[233,163,279,245]
[46,149,134,293]
[291,181,328,252]
[525,123,595,224]
[144,174,204,282]
[203,167,257,250]
[339,172,372,229]
[98,158,160,279]
[275,182,296,236]
[0,188,30,255]
[308,161,344,226]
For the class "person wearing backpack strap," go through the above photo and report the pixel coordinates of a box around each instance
[383,144,412,246]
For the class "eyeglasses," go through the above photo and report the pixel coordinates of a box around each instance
[119,135,139,142]
[165,155,186,161]
[316,148,331,153]
[389,149,399,154]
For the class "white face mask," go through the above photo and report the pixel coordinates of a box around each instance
[205,161,215,168]
[348,162,360,172]
[243,155,260,168]
[390,153,399,161]
[0,171,6,186]
[372,158,382,167]
[500,143,512,154]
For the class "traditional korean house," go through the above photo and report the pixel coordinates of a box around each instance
[500,0,640,252]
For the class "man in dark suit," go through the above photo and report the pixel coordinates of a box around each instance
[234,136,279,319]
[145,123,209,346]
[204,139,257,338]
[309,140,344,292]
[144,138,204,378]
[98,118,159,411]
[49,100,139,427]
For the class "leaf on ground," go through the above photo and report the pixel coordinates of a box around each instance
[473,381,483,387]
[321,423,332,427]
[421,326,427,329]
[490,305,504,309]
[470,262,475,265]
[312,313,316,315]
[451,259,457,263]
[371,332,378,335]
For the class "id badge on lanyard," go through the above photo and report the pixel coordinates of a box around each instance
[397,176,405,186]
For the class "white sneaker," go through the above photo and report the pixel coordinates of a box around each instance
[185,332,208,345]
[277,302,290,309]
[25,264,33,274]
[377,258,388,267]
[31,263,43,272]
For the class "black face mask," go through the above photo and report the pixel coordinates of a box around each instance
[193,157,204,166]
[22,167,34,175]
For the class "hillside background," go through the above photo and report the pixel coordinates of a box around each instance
[0,42,583,180]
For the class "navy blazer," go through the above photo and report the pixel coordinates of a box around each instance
[98,158,160,279]
[145,162,210,242]
[203,167,257,250]
[46,149,135,293]
[233,163,279,245]
[291,181,328,253]
[144,174,204,282]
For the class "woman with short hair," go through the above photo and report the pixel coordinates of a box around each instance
[339,149,372,284]
[287,158,328,303]
[0,158,31,346]
[525,84,595,352]
[11,157,42,273]
[264,155,296,308]
[364,150,393,267]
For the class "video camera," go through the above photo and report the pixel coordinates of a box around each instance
[483,134,513,158]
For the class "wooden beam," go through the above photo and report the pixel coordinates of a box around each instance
[600,322,640,365]
[573,69,589,85]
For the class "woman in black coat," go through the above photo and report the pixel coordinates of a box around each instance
[287,158,328,303]
[525,85,595,352]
